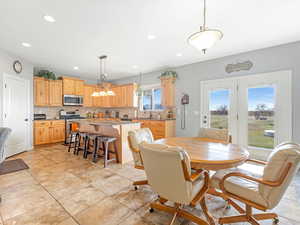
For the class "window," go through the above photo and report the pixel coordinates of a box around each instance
[140,86,163,111]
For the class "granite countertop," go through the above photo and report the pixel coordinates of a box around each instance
[133,118,176,121]
[74,119,141,126]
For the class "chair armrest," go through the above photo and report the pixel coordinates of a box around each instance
[190,169,204,182]
[219,162,292,192]
[246,159,267,165]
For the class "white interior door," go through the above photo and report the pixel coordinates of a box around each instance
[2,73,30,157]
[200,71,292,153]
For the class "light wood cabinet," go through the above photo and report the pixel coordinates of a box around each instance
[49,80,63,106]
[34,120,65,145]
[62,77,84,96]
[161,77,176,108]
[34,77,63,106]
[136,119,176,140]
[34,77,49,106]
[84,84,95,107]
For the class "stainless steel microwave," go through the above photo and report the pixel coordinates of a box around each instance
[63,95,83,106]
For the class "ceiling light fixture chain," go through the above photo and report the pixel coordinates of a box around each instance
[92,55,115,97]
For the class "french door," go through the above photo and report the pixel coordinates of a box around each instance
[200,71,292,150]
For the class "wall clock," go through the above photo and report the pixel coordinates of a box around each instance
[13,60,22,74]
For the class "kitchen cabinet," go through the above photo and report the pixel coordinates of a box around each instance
[84,84,96,107]
[161,77,176,108]
[135,119,176,140]
[62,77,84,96]
[34,77,63,106]
[49,80,63,106]
[34,120,65,145]
[34,77,49,106]
[119,84,138,107]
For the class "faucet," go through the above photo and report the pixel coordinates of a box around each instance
[149,112,153,119]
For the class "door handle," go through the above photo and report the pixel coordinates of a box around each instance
[24,118,29,122]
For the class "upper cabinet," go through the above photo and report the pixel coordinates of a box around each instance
[34,77,63,106]
[34,77,49,106]
[34,76,138,108]
[62,77,84,96]
[49,80,63,106]
[84,84,95,107]
[161,77,176,108]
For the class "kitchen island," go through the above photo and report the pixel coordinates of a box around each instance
[74,119,140,164]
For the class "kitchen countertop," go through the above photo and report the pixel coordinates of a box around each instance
[132,118,176,121]
[70,119,141,126]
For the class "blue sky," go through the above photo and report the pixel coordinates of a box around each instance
[210,87,275,111]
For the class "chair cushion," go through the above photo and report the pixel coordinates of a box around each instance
[128,128,154,167]
[260,143,300,208]
[211,163,268,208]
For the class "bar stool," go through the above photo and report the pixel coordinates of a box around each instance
[93,136,119,168]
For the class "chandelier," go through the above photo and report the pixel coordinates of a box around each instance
[92,55,115,97]
[187,0,223,53]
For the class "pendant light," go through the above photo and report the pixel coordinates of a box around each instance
[187,0,223,53]
[91,55,115,97]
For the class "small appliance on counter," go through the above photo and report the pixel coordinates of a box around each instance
[34,114,47,120]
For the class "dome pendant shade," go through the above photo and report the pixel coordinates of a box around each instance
[188,29,223,53]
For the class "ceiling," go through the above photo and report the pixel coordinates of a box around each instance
[0,0,300,80]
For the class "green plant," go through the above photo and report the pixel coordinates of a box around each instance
[159,70,178,79]
[36,70,57,80]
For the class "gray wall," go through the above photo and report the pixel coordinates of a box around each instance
[114,41,300,143]
[0,49,34,147]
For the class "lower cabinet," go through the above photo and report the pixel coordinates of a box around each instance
[134,120,176,140]
[34,120,65,145]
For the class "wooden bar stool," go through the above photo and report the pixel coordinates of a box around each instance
[93,136,119,168]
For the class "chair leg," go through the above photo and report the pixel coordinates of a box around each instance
[149,201,209,225]
[218,204,278,225]
[104,141,109,168]
[200,197,215,225]
[113,141,119,163]
[68,133,75,152]
[83,136,89,159]
[92,137,98,163]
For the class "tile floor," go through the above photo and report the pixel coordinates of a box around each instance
[0,144,299,225]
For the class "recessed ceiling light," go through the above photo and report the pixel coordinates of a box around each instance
[147,35,156,40]
[43,15,56,23]
[176,53,183,57]
[132,65,138,69]
[73,66,79,70]
[22,42,31,47]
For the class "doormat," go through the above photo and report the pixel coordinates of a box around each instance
[0,159,29,175]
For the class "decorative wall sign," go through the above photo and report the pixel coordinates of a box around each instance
[225,60,253,73]
[13,60,22,74]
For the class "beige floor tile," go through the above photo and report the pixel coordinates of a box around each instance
[75,197,133,225]
[118,212,154,225]
[0,183,56,221]
[91,173,132,196]
[58,184,107,215]
[137,204,182,225]
[113,186,156,211]
[273,197,300,223]
[57,217,79,225]
[40,172,91,199]
[3,201,69,225]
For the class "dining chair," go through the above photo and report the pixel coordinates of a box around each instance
[198,128,231,143]
[128,128,154,189]
[210,142,300,225]
[140,143,212,225]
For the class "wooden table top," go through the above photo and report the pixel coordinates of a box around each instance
[154,137,249,170]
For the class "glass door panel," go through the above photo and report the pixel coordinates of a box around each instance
[209,90,229,130]
[247,86,275,149]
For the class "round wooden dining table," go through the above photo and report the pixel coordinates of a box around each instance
[154,137,249,170]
